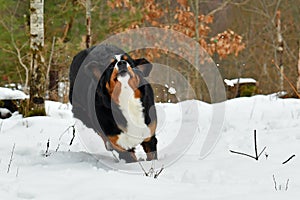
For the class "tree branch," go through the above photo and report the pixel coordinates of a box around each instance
[46,36,56,96]
[207,0,231,16]
[273,60,300,98]
[282,154,296,165]
[230,130,266,161]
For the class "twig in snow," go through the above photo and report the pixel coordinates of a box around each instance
[258,146,267,159]
[44,139,50,157]
[230,130,266,161]
[23,120,29,128]
[273,174,278,191]
[138,160,164,178]
[154,165,164,179]
[0,120,3,134]
[265,152,269,160]
[59,123,76,141]
[273,174,290,191]
[69,125,76,146]
[7,143,16,173]
[57,123,76,152]
[282,154,295,165]
[16,167,19,178]
[138,160,149,176]
[285,179,290,191]
[55,144,60,152]
[229,150,257,160]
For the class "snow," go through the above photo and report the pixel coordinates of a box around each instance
[0,108,12,119]
[168,87,176,95]
[0,95,300,199]
[224,78,257,87]
[0,87,28,100]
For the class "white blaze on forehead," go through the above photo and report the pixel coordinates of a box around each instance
[115,54,122,62]
[114,54,122,70]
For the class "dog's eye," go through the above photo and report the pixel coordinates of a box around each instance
[122,55,128,61]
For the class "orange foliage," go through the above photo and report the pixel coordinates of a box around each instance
[107,0,245,61]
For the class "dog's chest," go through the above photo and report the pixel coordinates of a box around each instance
[116,75,150,150]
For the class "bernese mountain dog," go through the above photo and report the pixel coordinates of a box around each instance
[69,44,157,163]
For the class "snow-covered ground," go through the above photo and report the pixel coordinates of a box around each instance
[0,95,300,199]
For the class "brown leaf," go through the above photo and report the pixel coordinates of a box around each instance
[177,0,188,7]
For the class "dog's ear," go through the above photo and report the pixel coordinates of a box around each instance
[134,58,153,77]
[84,61,102,82]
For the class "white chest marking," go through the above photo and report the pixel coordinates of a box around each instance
[116,74,150,150]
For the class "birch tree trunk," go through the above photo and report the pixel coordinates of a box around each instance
[28,0,46,116]
[276,10,284,91]
[86,0,92,48]
[297,41,300,95]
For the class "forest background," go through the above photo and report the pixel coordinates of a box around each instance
[1,0,300,105]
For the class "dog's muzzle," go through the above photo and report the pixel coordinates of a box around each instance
[117,61,128,77]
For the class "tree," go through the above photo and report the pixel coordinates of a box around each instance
[106,0,245,101]
[28,0,46,116]
[86,0,92,48]
[297,43,300,94]
[222,0,300,96]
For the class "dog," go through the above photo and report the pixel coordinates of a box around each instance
[69,44,157,163]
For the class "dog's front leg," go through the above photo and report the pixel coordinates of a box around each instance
[141,135,158,161]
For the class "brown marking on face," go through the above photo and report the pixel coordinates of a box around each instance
[108,135,126,152]
[122,54,128,61]
[106,68,121,104]
[111,81,121,104]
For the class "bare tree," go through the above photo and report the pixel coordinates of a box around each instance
[29,0,46,115]
[86,0,92,48]
[276,10,284,91]
[0,0,30,91]
[297,41,300,94]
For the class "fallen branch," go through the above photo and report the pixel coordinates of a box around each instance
[229,150,257,160]
[230,130,266,161]
[7,143,16,173]
[282,154,296,165]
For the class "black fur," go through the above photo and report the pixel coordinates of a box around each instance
[69,44,157,163]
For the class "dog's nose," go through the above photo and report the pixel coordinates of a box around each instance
[117,61,127,72]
